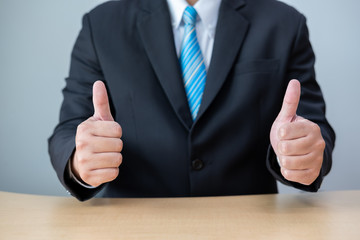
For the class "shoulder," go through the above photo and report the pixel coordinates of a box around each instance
[246,0,302,14]
[240,0,306,33]
[81,0,141,32]
[90,0,137,13]
[87,0,140,20]
[244,0,305,23]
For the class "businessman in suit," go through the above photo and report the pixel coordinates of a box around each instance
[49,0,335,201]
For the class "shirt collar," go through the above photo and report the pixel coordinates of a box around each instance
[166,0,222,38]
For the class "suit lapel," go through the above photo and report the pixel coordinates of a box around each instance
[137,0,193,130]
[195,0,249,123]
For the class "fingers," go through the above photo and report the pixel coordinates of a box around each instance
[73,127,123,187]
[277,119,324,156]
[277,132,325,185]
[77,152,123,170]
[89,119,122,138]
[274,117,325,185]
[78,119,122,138]
[277,137,312,156]
[74,119,123,186]
[93,80,114,121]
[91,137,123,153]
[92,153,123,169]
[277,118,309,140]
[80,168,120,188]
[279,153,321,170]
[278,139,323,186]
[76,121,122,153]
[277,79,301,122]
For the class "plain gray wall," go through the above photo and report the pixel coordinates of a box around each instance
[0,0,359,197]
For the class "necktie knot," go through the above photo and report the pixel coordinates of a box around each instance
[183,6,197,26]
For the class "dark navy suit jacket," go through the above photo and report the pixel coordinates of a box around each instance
[49,0,335,201]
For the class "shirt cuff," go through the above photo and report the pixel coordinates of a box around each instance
[68,158,97,189]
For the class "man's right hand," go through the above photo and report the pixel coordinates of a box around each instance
[71,81,123,187]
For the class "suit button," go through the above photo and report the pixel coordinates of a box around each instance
[192,159,204,170]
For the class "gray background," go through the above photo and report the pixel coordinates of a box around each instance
[0,0,359,197]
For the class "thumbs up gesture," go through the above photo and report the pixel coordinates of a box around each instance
[71,81,123,187]
[270,80,325,185]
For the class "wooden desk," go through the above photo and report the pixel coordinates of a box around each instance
[0,191,359,239]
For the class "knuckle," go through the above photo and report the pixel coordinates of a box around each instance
[113,139,123,152]
[78,156,89,165]
[111,154,122,167]
[318,139,326,150]
[311,123,321,133]
[89,177,102,188]
[117,154,123,166]
[76,139,87,151]
[281,156,289,168]
[281,168,290,180]
[80,171,91,183]
[119,139,124,152]
[302,180,312,186]
[76,152,92,166]
[76,155,85,165]
[280,142,289,155]
[113,123,122,137]
[278,126,287,139]
[313,139,325,152]
[303,170,317,185]
[76,122,89,135]
[108,168,119,181]
[316,155,323,166]
[303,177,313,186]
[89,180,101,188]
[312,164,321,175]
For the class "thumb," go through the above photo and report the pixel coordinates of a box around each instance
[277,79,301,122]
[92,80,114,121]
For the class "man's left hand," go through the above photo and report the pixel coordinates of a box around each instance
[270,79,326,185]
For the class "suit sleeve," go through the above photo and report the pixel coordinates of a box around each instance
[48,14,106,201]
[266,15,336,192]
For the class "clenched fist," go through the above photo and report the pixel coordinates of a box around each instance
[270,80,325,185]
[71,81,123,187]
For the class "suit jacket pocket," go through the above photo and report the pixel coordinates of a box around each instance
[233,59,280,75]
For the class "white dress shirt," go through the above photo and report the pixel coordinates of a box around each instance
[71,0,223,189]
[166,0,222,70]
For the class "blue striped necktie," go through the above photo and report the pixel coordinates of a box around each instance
[179,6,207,120]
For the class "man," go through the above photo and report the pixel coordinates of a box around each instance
[49,0,335,201]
